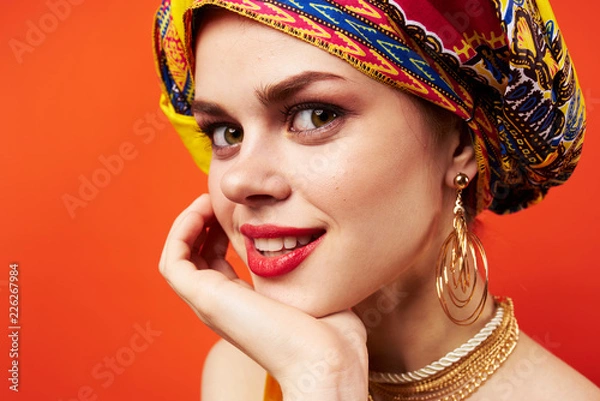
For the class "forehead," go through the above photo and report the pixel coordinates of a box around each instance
[192,9,365,91]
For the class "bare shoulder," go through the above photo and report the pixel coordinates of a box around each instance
[201,338,267,401]
[474,332,600,401]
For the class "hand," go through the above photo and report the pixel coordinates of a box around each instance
[159,194,369,400]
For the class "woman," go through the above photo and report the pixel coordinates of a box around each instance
[153,0,599,399]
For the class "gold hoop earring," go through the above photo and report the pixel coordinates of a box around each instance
[436,173,488,325]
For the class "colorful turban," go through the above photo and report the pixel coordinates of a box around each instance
[153,0,585,214]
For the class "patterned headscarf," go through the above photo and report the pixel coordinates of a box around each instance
[153,0,585,214]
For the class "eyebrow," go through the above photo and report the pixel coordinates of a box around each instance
[256,71,346,106]
[191,99,231,117]
[191,71,347,117]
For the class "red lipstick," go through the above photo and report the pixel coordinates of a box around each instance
[240,224,325,277]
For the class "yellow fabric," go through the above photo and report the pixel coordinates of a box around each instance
[159,93,211,173]
[170,0,195,42]
[263,373,283,401]
[153,0,212,173]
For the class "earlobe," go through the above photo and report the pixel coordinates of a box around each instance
[445,124,478,188]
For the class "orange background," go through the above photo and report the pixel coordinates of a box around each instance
[1,0,598,400]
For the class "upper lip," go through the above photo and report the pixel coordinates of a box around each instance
[240,224,325,239]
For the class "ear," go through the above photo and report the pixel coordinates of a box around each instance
[444,124,478,189]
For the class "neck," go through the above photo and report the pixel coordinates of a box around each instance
[353,263,495,374]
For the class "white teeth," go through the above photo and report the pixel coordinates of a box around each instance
[266,238,284,252]
[255,238,268,252]
[298,235,311,246]
[253,235,318,253]
[284,236,297,249]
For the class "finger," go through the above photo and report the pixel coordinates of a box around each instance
[164,210,210,272]
[198,221,238,280]
[160,199,239,300]
[161,256,316,372]
[159,194,213,271]
[181,277,321,373]
[164,262,354,382]
[167,194,213,244]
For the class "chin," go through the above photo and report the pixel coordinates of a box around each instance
[252,280,352,318]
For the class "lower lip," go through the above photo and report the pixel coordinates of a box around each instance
[245,235,325,277]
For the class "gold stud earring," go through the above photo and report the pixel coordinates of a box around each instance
[436,173,488,325]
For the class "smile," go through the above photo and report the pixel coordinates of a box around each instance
[240,224,325,277]
[253,234,321,257]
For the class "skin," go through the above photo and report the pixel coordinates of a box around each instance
[159,10,600,401]
[196,13,477,320]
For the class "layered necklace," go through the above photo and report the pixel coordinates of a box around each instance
[368,297,519,401]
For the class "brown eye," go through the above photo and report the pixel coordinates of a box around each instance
[311,109,337,127]
[291,108,338,131]
[213,126,243,147]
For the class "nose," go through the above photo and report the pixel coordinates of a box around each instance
[219,143,292,207]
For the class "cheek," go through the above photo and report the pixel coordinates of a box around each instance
[303,132,445,297]
[309,134,442,228]
[208,169,233,229]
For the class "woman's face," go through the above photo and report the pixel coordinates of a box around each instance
[194,11,459,317]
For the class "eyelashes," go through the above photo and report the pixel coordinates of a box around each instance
[283,102,345,134]
[196,102,347,156]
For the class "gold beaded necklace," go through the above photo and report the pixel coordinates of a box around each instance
[368,298,519,401]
